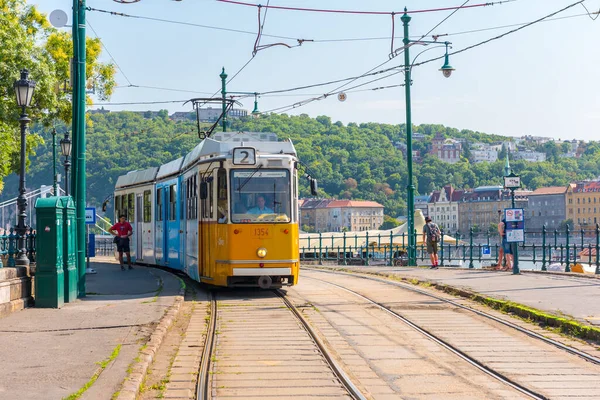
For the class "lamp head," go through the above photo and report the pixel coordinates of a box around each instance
[439,43,455,78]
[60,132,72,157]
[14,69,36,107]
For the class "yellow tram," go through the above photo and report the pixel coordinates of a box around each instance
[114,132,316,288]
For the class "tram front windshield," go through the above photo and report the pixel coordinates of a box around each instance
[230,169,291,223]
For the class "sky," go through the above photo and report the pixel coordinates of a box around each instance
[27,0,600,141]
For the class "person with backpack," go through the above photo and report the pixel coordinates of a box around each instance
[422,216,441,269]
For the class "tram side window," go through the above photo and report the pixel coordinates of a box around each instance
[186,175,198,220]
[169,184,177,221]
[115,195,121,221]
[217,169,228,224]
[143,190,151,223]
[128,193,135,221]
[157,188,163,221]
[201,177,213,219]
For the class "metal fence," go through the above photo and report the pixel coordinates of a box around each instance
[0,229,36,268]
[300,225,600,274]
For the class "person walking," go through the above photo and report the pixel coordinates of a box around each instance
[422,216,441,269]
[110,214,133,271]
[498,216,513,271]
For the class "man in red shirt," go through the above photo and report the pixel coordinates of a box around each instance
[110,215,133,271]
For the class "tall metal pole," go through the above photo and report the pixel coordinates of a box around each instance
[15,107,30,267]
[220,67,228,132]
[511,189,520,274]
[402,10,416,265]
[72,0,87,297]
[52,128,58,196]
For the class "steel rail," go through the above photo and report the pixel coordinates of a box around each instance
[196,291,217,400]
[305,275,548,400]
[275,290,367,400]
[306,267,600,366]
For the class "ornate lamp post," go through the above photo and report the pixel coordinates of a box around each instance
[401,9,454,265]
[51,128,58,196]
[60,131,72,196]
[13,69,36,267]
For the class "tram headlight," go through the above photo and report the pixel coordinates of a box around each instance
[257,247,267,258]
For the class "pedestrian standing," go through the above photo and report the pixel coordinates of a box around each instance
[110,214,133,271]
[498,216,513,271]
[494,210,506,270]
[422,216,441,269]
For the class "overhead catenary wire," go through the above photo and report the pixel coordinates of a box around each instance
[262,0,472,114]
[216,0,516,16]
[413,0,586,69]
[87,19,134,86]
[261,0,586,115]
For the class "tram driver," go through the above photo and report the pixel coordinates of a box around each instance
[248,194,274,215]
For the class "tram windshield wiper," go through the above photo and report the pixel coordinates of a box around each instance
[237,164,263,193]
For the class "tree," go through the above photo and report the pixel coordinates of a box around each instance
[488,223,498,236]
[0,0,115,193]
[558,219,574,232]
[379,215,400,230]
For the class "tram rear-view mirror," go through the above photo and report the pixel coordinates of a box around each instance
[310,178,318,196]
[200,182,208,200]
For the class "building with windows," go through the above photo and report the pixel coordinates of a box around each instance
[513,150,546,162]
[299,199,384,232]
[526,186,568,233]
[430,133,462,163]
[414,195,431,218]
[427,185,464,232]
[458,186,510,235]
[566,181,600,230]
[194,107,248,122]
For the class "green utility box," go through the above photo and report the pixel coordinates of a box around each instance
[35,196,77,308]
[62,197,78,303]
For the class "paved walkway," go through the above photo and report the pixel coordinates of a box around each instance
[311,265,600,327]
[0,258,181,400]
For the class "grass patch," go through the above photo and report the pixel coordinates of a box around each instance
[62,344,122,400]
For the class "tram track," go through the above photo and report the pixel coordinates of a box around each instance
[304,275,547,400]
[300,268,600,399]
[305,267,600,366]
[197,291,217,400]
[196,289,366,400]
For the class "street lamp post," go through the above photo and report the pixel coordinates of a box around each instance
[60,132,72,196]
[504,171,521,275]
[52,128,58,196]
[401,9,454,265]
[220,67,228,132]
[13,69,36,267]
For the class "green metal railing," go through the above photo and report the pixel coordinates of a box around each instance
[299,224,600,275]
[0,229,36,268]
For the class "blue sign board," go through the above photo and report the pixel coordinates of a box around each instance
[85,207,96,225]
[481,245,491,258]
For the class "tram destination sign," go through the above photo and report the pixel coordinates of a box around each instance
[233,147,256,165]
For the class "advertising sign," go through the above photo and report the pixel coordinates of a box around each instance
[504,208,524,243]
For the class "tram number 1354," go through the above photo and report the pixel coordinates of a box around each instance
[254,228,270,238]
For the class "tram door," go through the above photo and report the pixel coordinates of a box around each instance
[136,195,143,261]
[199,176,213,278]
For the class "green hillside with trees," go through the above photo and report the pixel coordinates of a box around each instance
[2,111,600,220]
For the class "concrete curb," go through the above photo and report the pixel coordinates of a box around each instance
[116,276,186,400]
